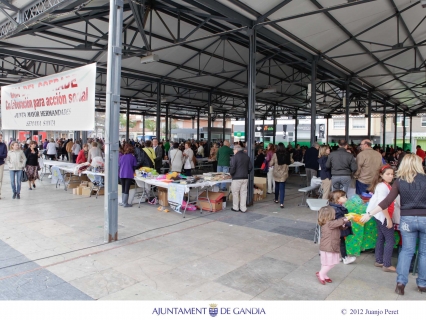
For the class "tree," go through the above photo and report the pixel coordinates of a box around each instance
[119,114,136,129]
[143,119,156,132]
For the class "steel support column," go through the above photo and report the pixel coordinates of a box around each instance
[142,113,145,140]
[82,131,87,144]
[383,102,386,148]
[310,58,317,146]
[104,0,123,243]
[345,81,350,142]
[272,110,277,146]
[197,109,200,140]
[272,105,276,145]
[402,111,406,150]
[165,104,169,141]
[246,27,256,207]
[156,82,161,140]
[326,117,329,144]
[367,91,372,140]
[222,114,226,141]
[208,92,212,142]
[192,117,195,131]
[294,110,298,146]
[126,99,130,141]
[262,118,265,143]
[394,106,397,149]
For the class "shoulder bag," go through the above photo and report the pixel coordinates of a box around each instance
[21,170,28,182]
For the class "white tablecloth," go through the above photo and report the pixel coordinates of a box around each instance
[311,177,322,187]
[289,162,305,168]
[134,177,232,193]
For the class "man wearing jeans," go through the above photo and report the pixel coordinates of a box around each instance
[0,134,7,200]
[354,139,382,195]
[217,140,233,191]
[326,140,357,193]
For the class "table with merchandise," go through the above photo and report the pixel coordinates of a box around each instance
[134,171,232,218]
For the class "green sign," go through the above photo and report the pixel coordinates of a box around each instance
[234,132,245,137]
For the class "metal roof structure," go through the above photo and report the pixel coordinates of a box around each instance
[1,0,426,120]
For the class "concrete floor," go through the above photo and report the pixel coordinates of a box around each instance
[0,167,424,300]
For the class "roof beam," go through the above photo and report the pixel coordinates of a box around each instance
[388,0,425,66]
[310,0,420,110]
[256,0,292,23]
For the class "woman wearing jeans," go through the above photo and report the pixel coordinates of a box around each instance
[362,154,426,295]
[6,142,26,199]
[269,143,290,209]
[265,144,275,194]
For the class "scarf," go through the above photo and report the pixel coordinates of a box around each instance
[143,147,156,165]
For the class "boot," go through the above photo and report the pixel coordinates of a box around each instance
[119,194,124,206]
[123,194,132,208]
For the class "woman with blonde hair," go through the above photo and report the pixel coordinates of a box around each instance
[6,142,26,199]
[361,154,426,295]
[318,145,331,199]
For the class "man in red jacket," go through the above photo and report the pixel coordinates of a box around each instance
[416,145,425,165]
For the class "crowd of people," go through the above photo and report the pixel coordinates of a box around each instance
[0,133,425,296]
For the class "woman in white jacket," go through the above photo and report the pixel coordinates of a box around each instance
[169,142,183,173]
[6,142,26,199]
[364,164,396,272]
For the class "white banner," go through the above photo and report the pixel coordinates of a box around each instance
[1,63,96,130]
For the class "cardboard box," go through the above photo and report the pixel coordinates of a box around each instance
[118,184,137,204]
[67,182,81,190]
[254,176,267,199]
[158,187,168,207]
[80,181,89,187]
[198,191,224,212]
[81,186,92,196]
[74,186,84,195]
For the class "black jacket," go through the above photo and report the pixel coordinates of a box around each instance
[293,148,303,162]
[24,148,39,166]
[318,156,331,180]
[325,148,357,176]
[304,147,319,170]
[135,147,154,168]
[230,150,253,180]
[329,203,353,237]
[0,142,7,165]
[254,153,265,168]
[153,146,163,170]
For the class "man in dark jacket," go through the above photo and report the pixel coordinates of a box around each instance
[304,142,320,187]
[326,140,357,193]
[292,144,303,173]
[0,134,7,199]
[229,145,253,213]
[152,138,163,172]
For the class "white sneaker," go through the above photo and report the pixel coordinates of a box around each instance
[343,256,356,265]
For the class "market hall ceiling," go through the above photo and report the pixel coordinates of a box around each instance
[0,0,425,118]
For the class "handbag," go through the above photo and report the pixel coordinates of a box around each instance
[392,195,401,225]
[261,159,269,173]
[21,170,28,182]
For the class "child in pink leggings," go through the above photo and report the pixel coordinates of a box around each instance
[316,206,349,284]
